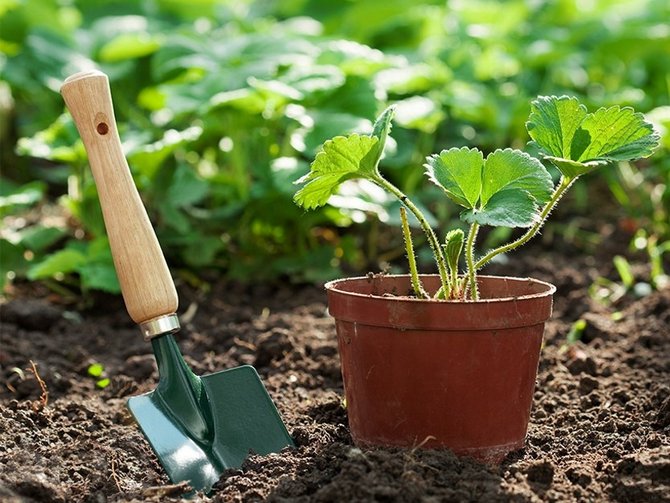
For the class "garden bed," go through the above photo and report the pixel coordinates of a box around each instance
[1,249,669,502]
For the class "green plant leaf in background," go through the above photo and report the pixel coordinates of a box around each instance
[527,96,660,179]
[166,164,209,208]
[99,32,162,62]
[0,239,26,290]
[24,237,120,293]
[17,226,67,252]
[0,180,46,217]
[2,0,668,294]
[27,249,87,281]
[79,237,120,293]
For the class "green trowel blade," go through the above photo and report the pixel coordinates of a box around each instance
[127,364,293,494]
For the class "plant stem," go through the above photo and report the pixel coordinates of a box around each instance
[372,174,450,297]
[400,207,429,299]
[474,176,575,270]
[465,222,480,300]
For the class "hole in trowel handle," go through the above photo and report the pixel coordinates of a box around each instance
[96,122,109,135]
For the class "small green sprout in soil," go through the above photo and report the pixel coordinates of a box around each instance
[559,319,587,354]
[590,250,663,307]
[294,96,660,301]
[87,362,111,389]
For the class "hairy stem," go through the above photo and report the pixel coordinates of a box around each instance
[400,207,429,299]
[465,222,480,300]
[372,175,450,297]
[474,176,575,271]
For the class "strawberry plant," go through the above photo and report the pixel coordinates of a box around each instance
[294,96,660,300]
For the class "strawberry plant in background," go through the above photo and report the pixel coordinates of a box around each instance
[1,0,668,293]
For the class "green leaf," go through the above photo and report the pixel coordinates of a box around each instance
[527,96,660,179]
[576,105,660,162]
[18,226,67,252]
[27,249,86,280]
[427,147,551,228]
[79,262,120,294]
[98,32,162,62]
[281,64,345,96]
[444,228,464,275]
[210,88,267,114]
[96,378,111,389]
[87,363,104,378]
[167,165,209,208]
[0,181,46,216]
[393,96,446,133]
[294,134,380,210]
[128,127,202,180]
[480,149,553,208]
[462,189,538,227]
[541,156,609,179]
[183,236,224,268]
[566,319,587,345]
[463,149,553,228]
[61,183,106,238]
[526,96,587,159]
[158,202,192,234]
[613,255,634,288]
[369,105,396,167]
[0,239,26,289]
[425,147,483,209]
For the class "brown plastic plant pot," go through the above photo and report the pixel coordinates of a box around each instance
[325,274,556,464]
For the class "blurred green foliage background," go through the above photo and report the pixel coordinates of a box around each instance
[1,0,669,295]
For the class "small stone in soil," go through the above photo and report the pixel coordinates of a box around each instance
[578,375,599,395]
[254,328,293,368]
[566,466,593,487]
[566,349,598,376]
[526,460,555,486]
[123,355,156,381]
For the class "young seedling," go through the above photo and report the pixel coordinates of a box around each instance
[87,362,111,389]
[294,96,659,300]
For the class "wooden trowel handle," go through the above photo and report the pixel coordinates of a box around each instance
[61,70,178,329]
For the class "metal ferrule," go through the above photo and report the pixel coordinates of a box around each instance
[140,313,181,340]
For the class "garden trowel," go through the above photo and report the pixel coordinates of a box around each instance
[61,70,293,494]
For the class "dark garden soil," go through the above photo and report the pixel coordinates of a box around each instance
[1,246,669,502]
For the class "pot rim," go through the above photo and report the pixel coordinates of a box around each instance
[324,274,556,304]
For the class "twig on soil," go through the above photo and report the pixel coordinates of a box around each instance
[26,360,48,411]
[413,435,436,450]
[110,452,123,492]
[233,337,257,351]
[402,436,441,475]
[142,481,192,498]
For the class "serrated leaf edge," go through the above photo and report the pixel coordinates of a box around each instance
[577,104,660,162]
[482,147,552,204]
[424,146,483,209]
[526,95,588,159]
